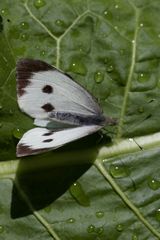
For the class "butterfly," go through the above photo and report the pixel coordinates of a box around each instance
[16,59,116,157]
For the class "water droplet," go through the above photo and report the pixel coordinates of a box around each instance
[34,0,46,9]
[20,22,29,29]
[95,226,104,235]
[66,218,75,223]
[103,58,108,64]
[155,209,160,221]
[109,165,128,178]
[132,234,138,240]
[106,65,114,73]
[138,106,144,113]
[13,128,23,139]
[115,4,119,9]
[9,109,13,115]
[1,9,8,16]
[140,23,144,27]
[94,71,104,84]
[116,224,124,232]
[20,33,29,41]
[103,9,112,20]
[69,182,90,207]
[138,73,148,82]
[87,224,95,233]
[69,60,87,75]
[148,177,160,190]
[129,138,134,142]
[0,225,4,233]
[132,39,135,44]
[40,50,46,56]
[96,211,104,218]
[55,19,64,27]
[114,26,118,30]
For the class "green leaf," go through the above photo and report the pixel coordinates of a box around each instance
[0,0,160,239]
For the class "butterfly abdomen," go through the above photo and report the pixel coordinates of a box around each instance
[49,111,106,126]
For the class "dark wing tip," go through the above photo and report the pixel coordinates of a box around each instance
[16,143,50,157]
[16,58,54,97]
[16,58,54,73]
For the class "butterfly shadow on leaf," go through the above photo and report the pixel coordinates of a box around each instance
[11,133,102,218]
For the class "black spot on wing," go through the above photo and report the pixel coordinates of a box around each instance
[43,131,54,136]
[16,58,55,97]
[42,85,53,94]
[43,139,53,143]
[41,103,54,112]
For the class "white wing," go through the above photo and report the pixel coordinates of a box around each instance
[16,125,102,157]
[16,59,102,119]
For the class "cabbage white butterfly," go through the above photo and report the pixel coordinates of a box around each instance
[16,59,115,157]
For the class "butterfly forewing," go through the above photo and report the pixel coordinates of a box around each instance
[16,59,102,119]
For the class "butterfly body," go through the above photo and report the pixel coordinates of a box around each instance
[16,59,115,157]
[49,111,106,126]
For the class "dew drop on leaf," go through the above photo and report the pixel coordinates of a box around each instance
[132,234,138,240]
[0,225,4,233]
[87,224,95,233]
[34,0,46,9]
[147,177,160,190]
[116,224,124,232]
[103,58,108,64]
[66,218,76,223]
[1,8,8,16]
[132,39,135,44]
[69,182,90,207]
[114,26,118,30]
[139,23,144,27]
[138,106,144,113]
[106,65,114,73]
[103,9,112,20]
[69,60,87,75]
[155,209,160,221]
[40,50,46,56]
[109,164,128,178]
[138,73,148,82]
[9,109,13,115]
[55,19,64,26]
[95,226,104,235]
[20,22,29,29]
[94,71,104,84]
[13,128,23,139]
[20,33,29,41]
[95,211,104,218]
[115,4,119,9]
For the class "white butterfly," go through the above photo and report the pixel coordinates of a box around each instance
[16,59,115,157]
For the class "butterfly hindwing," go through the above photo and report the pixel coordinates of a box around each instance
[17,125,101,157]
[16,59,102,119]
